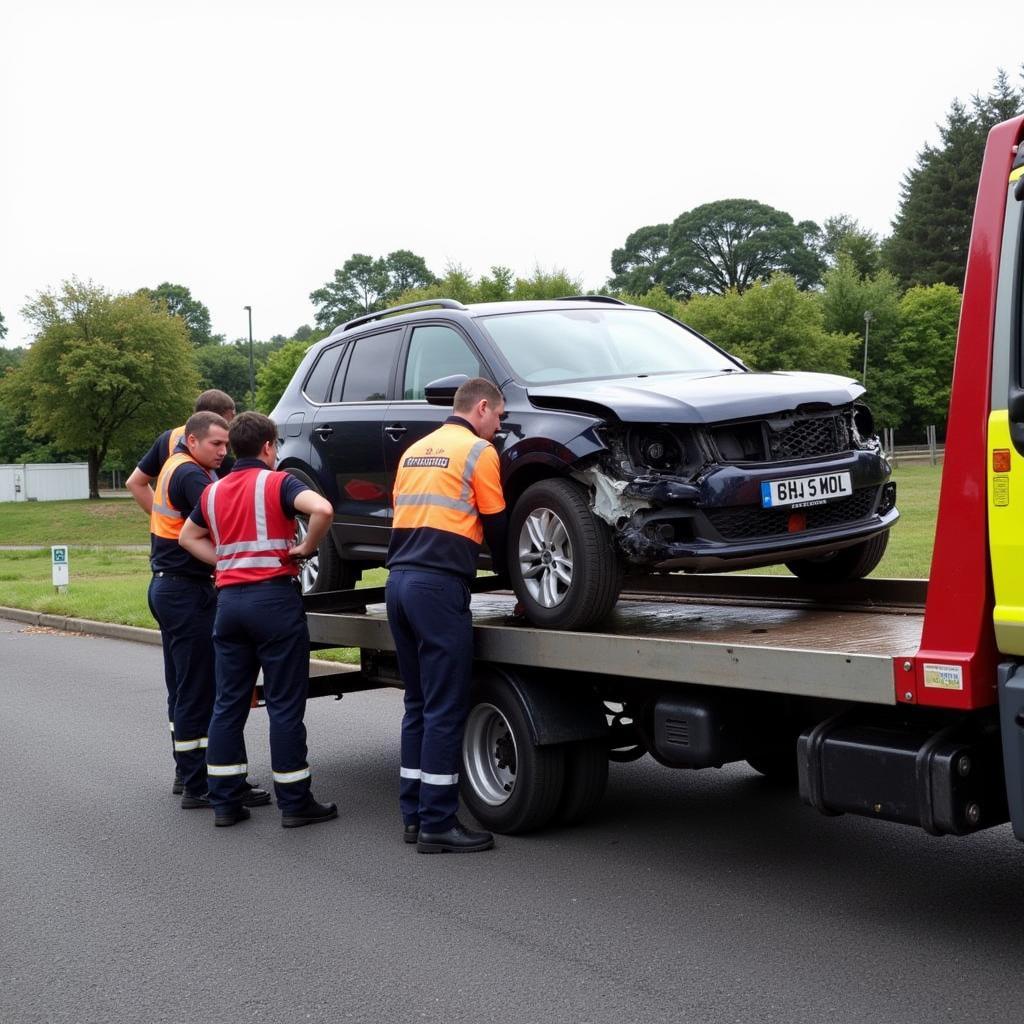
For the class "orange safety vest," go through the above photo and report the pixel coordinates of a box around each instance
[392,422,505,544]
[150,451,211,540]
[167,424,185,460]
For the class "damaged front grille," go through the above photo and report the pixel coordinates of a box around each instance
[706,486,879,541]
[710,411,854,463]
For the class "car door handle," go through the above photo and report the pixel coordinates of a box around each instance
[384,424,408,440]
[313,426,334,440]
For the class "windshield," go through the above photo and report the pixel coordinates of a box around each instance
[476,308,739,384]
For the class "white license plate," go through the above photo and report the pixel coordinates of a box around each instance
[760,471,852,509]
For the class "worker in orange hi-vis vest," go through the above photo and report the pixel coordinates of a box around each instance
[386,377,508,855]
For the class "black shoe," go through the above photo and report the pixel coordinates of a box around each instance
[181,792,212,809]
[172,769,184,796]
[417,819,494,854]
[214,806,251,827]
[281,797,338,829]
[403,823,419,844]
[242,787,272,807]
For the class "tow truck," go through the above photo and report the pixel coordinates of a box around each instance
[294,113,1024,841]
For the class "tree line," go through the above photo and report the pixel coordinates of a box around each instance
[0,69,1019,492]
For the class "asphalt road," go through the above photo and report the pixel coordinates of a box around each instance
[3,616,1024,1024]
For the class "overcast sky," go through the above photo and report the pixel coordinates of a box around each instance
[1,0,1020,349]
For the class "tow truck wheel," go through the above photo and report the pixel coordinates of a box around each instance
[784,530,889,583]
[285,469,360,594]
[461,678,566,834]
[556,739,609,824]
[509,478,622,630]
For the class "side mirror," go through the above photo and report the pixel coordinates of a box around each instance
[425,374,470,406]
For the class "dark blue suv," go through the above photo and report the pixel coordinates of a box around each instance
[272,297,897,629]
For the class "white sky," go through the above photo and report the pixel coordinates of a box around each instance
[1,0,1020,349]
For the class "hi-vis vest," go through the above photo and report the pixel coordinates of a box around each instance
[202,467,298,587]
[167,425,185,460]
[150,451,211,540]
[392,422,504,545]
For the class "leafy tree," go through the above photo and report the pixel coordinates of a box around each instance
[618,285,688,320]
[680,275,856,376]
[139,282,215,346]
[820,215,881,277]
[195,344,251,408]
[392,264,583,307]
[293,324,315,341]
[256,340,313,414]
[310,250,436,330]
[609,224,673,293]
[666,199,823,297]
[885,69,1023,288]
[8,279,197,497]
[0,308,6,340]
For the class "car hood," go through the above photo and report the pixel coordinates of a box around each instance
[526,370,865,423]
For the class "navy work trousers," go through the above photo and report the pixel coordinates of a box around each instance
[147,574,217,797]
[206,578,311,815]
[385,568,473,832]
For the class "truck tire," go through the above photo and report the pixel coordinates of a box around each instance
[784,530,889,583]
[556,739,609,825]
[509,478,622,630]
[285,469,360,594]
[461,677,566,834]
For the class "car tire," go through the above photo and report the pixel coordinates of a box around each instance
[461,676,566,834]
[555,739,609,825]
[509,478,622,630]
[784,529,889,583]
[285,469,360,594]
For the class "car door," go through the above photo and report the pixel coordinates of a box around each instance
[383,323,491,489]
[312,327,403,554]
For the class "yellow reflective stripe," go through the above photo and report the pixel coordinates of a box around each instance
[1011,167,1024,183]
[208,762,248,776]
[272,767,311,784]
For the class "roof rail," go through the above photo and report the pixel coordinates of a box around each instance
[341,298,468,332]
[554,295,627,305]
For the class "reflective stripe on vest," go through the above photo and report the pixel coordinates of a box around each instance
[150,452,209,540]
[167,424,185,460]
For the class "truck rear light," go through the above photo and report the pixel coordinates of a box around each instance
[993,449,1012,472]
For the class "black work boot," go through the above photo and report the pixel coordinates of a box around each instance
[214,805,251,828]
[281,796,338,829]
[417,819,494,854]
[403,823,419,844]
[172,769,184,796]
[241,786,272,807]
[181,792,212,809]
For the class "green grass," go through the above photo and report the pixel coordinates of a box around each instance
[0,497,150,546]
[0,464,943,649]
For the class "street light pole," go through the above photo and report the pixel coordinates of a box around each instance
[243,305,254,408]
[862,310,873,388]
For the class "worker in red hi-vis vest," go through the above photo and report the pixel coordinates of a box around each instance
[179,411,336,829]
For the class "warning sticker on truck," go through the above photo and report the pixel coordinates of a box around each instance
[922,663,964,690]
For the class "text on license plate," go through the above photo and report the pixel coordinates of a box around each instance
[761,471,852,509]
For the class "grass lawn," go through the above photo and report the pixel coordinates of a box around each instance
[0,463,943,656]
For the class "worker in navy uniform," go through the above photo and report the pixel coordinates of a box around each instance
[148,411,271,813]
[128,389,236,796]
[179,411,337,828]
[386,377,508,854]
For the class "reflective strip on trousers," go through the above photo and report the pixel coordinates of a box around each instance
[401,768,459,785]
[273,767,311,784]
[400,767,421,780]
[168,721,175,732]
[208,762,248,776]
[174,737,209,752]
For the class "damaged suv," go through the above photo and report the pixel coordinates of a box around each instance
[272,297,897,629]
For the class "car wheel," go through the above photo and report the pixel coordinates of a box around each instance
[461,677,566,834]
[784,530,889,583]
[286,469,360,594]
[509,478,622,630]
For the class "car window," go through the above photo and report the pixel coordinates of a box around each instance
[303,343,346,403]
[339,329,401,402]
[402,325,483,400]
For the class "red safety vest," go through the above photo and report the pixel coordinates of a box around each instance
[202,467,298,588]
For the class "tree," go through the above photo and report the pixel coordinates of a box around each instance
[391,264,583,307]
[0,307,6,340]
[310,250,436,330]
[8,279,197,497]
[195,344,251,407]
[609,224,673,293]
[256,340,313,413]
[139,282,215,346]
[665,199,823,297]
[819,215,881,278]
[679,274,856,376]
[885,70,1023,288]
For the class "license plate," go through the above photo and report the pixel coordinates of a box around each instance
[761,471,852,509]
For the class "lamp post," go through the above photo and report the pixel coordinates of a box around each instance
[243,305,254,409]
[862,309,873,388]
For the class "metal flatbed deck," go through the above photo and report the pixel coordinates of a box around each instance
[306,576,925,706]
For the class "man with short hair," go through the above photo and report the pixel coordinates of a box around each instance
[126,390,237,515]
[148,412,270,812]
[385,377,508,854]
[179,411,337,828]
